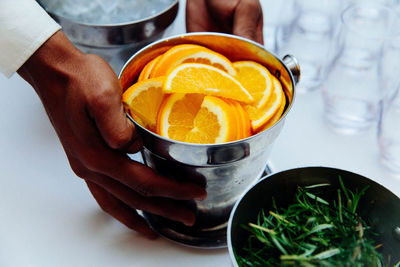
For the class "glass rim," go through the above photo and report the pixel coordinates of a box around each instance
[341,3,394,40]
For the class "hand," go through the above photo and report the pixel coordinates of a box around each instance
[18,31,207,238]
[186,0,264,44]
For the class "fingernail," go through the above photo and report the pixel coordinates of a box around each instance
[184,220,195,227]
[195,190,207,201]
[195,195,206,201]
[183,214,196,227]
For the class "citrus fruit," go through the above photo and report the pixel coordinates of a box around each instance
[122,77,164,131]
[280,75,293,103]
[243,75,285,132]
[137,55,162,82]
[233,61,273,109]
[233,100,252,138]
[157,93,204,141]
[187,96,237,143]
[225,99,244,140]
[258,89,287,133]
[226,99,252,139]
[151,44,236,78]
[164,63,253,103]
[157,94,237,143]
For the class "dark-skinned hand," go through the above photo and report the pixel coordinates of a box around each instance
[186,0,264,44]
[18,31,207,239]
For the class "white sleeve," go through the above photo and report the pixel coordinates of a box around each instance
[0,0,61,78]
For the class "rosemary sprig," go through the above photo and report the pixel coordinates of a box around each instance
[235,176,385,267]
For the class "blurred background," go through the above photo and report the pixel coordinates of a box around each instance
[260,0,400,174]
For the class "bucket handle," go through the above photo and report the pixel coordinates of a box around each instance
[282,55,300,85]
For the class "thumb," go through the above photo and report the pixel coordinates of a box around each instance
[87,63,143,154]
[94,96,143,154]
[233,0,264,44]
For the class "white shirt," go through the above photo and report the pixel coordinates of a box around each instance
[0,0,61,77]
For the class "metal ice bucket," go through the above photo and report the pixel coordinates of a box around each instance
[37,0,179,72]
[119,33,300,248]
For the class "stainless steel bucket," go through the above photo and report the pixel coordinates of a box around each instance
[37,0,179,72]
[119,33,300,248]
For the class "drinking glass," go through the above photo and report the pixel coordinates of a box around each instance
[322,4,393,134]
[381,39,400,103]
[378,88,400,173]
[277,0,344,92]
[260,0,296,53]
[380,7,400,102]
[348,0,398,7]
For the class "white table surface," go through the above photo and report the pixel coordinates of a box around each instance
[1,1,400,266]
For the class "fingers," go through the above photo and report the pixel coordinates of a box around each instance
[187,0,264,44]
[65,99,207,201]
[88,82,139,151]
[99,155,207,201]
[186,0,216,32]
[82,55,143,154]
[233,0,264,44]
[255,13,264,45]
[86,180,158,239]
[89,173,197,226]
[65,114,207,202]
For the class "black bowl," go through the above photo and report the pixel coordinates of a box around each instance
[228,167,400,266]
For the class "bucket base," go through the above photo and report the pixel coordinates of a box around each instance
[143,164,273,249]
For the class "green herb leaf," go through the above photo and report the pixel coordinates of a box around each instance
[236,176,385,267]
[312,248,341,259]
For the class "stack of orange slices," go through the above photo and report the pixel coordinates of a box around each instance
[122,44,288,144]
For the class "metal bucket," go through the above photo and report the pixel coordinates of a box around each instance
[37,0,179,72]
[119,33,300,248]
[228,167,400,265]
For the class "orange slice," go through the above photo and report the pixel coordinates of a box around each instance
[157,93,204,140]
[187,96,237,143]
[157,94,237,144]
[137,55,162,82]
[233,61,273,109]
[122,77,165,131]
[164,63,253,103]
[280,75,293,104]
[258,88,287,133]
[151,44,236,78]
[232,100,252,138]
[243,75,285,132]
[225,99,243,140]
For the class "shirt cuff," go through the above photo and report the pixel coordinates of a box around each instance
[0,0,62,78]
